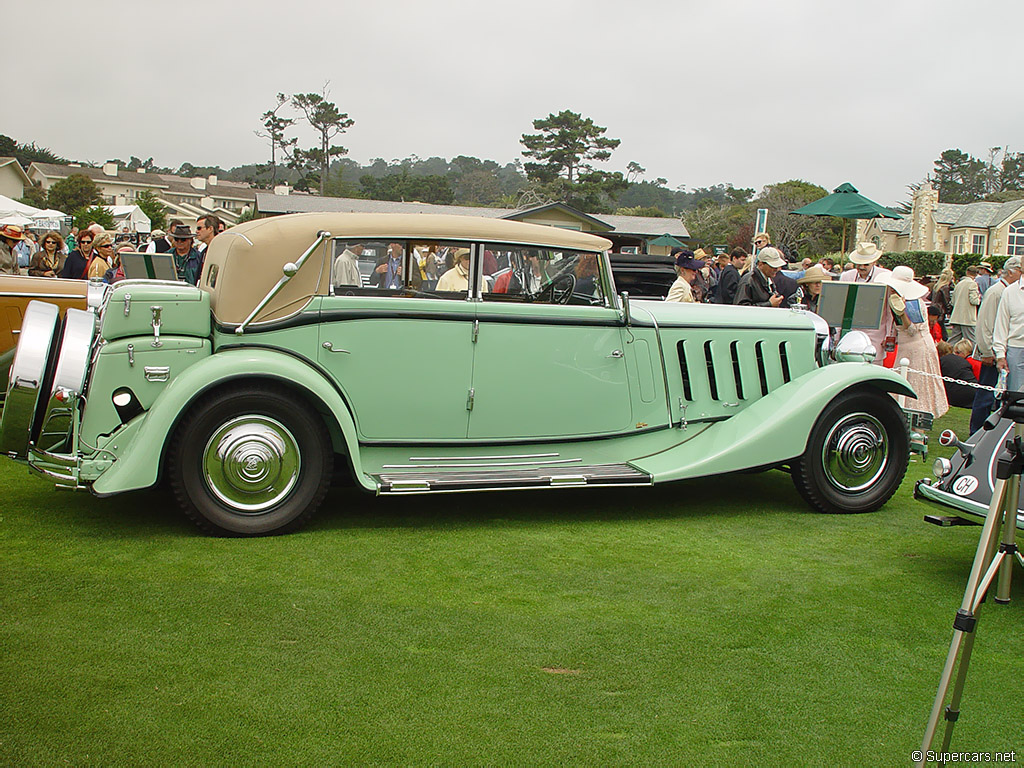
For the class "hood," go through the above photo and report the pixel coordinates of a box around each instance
[631,299,818,333]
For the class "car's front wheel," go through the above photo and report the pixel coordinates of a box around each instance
[169,385,332,536]
[791,387,909,514]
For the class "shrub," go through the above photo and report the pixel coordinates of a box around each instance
[950,252,1006,277]
[73,205,115,231]
[877,251,947,277]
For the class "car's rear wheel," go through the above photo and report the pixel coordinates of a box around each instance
[169,385,332,536]
[791,387,909,514]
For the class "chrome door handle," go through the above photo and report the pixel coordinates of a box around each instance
[322,341,350,354]
[607,349,624,358]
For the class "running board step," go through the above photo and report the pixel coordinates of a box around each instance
[375,463,651,494]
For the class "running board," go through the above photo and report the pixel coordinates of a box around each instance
[374,463,652,495]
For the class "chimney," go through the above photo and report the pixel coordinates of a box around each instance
[102,162,118,177]
[190,177,207,191]
[137,167,146,174]
[273,184,291,196]
[207,174,218,187]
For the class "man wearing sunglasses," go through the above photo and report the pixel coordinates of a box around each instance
[59,230,96,279]
[168,224,204,285]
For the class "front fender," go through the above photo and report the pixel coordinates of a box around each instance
[91,348,368,495]
[632,363,914,482]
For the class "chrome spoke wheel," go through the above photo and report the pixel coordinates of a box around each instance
[202,415,301,513]
[820,411,888,493]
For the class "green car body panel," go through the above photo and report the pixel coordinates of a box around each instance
[0,212,919,535]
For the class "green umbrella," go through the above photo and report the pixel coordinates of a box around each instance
[647,233,686,248]
[790,182,902,252]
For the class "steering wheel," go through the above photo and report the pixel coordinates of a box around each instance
[537,273,577,305]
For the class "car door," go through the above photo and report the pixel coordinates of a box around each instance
[468,246,634,440]
[317,239,477,441]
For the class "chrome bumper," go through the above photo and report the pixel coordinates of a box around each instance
[915,478,1024,531]
[27,445,90,491]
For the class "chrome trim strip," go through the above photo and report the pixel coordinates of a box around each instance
[382,458,582,469]
[407,452,559,461]
[377,481,652,496]
[2,292,88,299]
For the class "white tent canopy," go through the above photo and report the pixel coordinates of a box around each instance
[108,205,151,234]
[0,195,68,229]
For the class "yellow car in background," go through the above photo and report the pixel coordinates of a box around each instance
[0,275,89,398]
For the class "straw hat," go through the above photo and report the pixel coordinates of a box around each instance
[848,242,883,264]
[797,264,835,285]
[878,265,928,300]
[0,223,26,241]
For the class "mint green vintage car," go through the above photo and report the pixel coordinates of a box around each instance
[0,213,917,536]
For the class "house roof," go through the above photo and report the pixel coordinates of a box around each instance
[254,193,690,238]
[27,162,257,202]
[0,157,32,186]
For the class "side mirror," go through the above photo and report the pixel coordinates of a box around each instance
[620,291,631,326]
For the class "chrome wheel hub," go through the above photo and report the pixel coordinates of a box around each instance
[821,412,888,493]
[203,416,300,512]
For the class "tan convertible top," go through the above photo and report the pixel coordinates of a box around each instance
[201,212,613,326]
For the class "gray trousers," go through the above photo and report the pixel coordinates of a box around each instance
[948,324,976,345]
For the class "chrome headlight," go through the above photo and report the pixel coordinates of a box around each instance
[833,331,876,364]
[932,457,952,479]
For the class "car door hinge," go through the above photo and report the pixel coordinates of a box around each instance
[678,398,688,430]
[471,319,479,343]
[466,388,475,411]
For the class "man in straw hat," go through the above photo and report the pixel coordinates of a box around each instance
[0,223,27,275]
[972,256,1023,432]
[839,242,894,365]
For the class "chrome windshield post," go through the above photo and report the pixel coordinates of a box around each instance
[620,291,631,326]
[235,230,331,335]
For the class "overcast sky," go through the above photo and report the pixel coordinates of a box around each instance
[4,0,1021,207]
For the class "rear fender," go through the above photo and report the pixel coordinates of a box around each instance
[90,348,369,495]
[633,363,914,482]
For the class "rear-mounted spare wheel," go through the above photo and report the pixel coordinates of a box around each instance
[0,301,61,459]
[37,308,97,453]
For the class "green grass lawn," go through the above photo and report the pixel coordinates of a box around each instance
[1,407,1021,766]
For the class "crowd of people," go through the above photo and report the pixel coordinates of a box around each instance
[0,214,224,286]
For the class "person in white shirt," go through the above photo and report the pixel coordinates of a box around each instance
[993,271,1024,392]
[839,242,894,365]
[333,243,363,290]
[971,256,1022,430]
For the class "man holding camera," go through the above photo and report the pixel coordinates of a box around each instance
[734,247,786,307]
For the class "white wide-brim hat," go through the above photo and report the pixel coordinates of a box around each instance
[878,264,929,300]
[848,242,883,265]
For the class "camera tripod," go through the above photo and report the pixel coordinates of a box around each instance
[918,394,1024,766]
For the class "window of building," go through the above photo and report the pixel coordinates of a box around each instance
[952,234,965,254]
[972,233,986,254]
[1009,220,1024,256]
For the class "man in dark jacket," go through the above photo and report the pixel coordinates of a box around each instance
[717,248,747,304]
[734,247,785,307]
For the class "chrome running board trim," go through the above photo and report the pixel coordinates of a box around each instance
[375,463,651,495]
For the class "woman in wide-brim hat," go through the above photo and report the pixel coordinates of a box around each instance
[795,263,833,314]
[878,265,948,419]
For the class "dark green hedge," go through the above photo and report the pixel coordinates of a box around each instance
[876,251,947,277]
[950,252,1005,278]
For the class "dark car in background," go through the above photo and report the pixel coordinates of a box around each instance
[608,252,676,300]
